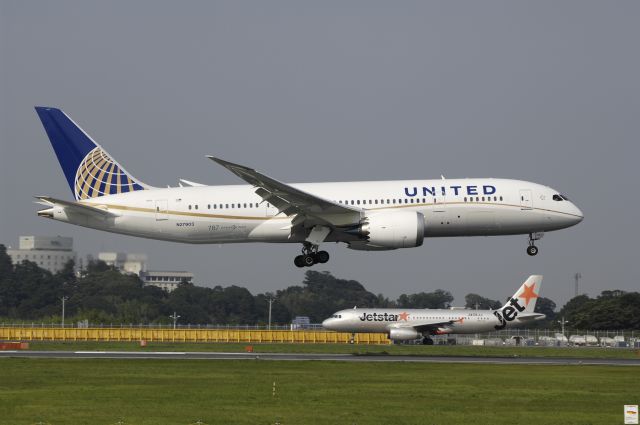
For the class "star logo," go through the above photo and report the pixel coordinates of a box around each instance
[518,282,539,306]
[398,311,410,321]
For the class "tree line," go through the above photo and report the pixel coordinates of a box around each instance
[0,245,638,329]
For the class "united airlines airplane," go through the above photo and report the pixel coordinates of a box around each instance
[322,275,544,344]
[34,107,583,267]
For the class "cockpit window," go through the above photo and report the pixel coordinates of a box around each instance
[560,195,570,201]
[552,194,564,201]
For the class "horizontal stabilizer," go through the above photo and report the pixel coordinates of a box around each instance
[35,196,117,219]
[516,313,546,321]
[179,179,206,187]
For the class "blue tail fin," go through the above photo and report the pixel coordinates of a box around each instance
[35,107,151,200]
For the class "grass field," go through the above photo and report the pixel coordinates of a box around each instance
[20,340,640,359]
[0,358,638,425]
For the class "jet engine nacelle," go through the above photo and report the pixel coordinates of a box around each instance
[389,328,420,341]
[356,210,425,249]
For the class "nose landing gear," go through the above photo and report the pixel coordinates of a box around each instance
[294,243,330,268]
[526,232,543,256]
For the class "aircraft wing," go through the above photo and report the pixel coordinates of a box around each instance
[35,196,117,219]
[207,157,363,230]
[393,317,465,333]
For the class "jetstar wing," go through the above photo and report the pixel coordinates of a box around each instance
[35,196,117,219]
[392,317,465,333]
[207,157,362,231]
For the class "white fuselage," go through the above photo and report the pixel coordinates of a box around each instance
[44,178,583,244]
[322,308,533,336]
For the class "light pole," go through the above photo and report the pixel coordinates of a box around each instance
[574,272,582,298]
[558,316,569,338]
[267,297,275,330]
[61,296,68,328]
[169,312,180,329]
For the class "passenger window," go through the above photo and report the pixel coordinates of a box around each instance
[357,200,360,205]
[195,205,198,210]
[500,196,503,201]
[188,205,192,210]
[225,204,229,208]
[464,197,467,202]
[213,204,217,209]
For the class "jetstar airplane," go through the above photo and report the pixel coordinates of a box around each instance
[34,107,583,267]
[322,275,544,344]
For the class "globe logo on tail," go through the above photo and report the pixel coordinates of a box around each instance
[74,147,144,200]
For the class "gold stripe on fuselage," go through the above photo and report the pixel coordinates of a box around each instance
[86,201,580,221]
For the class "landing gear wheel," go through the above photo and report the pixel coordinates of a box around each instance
[294,255,305,268]
[422,337,434,345]
[526,232,543,257]
[316,250,330,264]
[302,255,316,267]
[293,243,330,268]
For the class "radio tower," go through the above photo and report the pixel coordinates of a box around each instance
[574,273,582,298]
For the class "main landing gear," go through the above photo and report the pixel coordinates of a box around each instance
[526,232,543,256]
[422,336,434,345]
[294,243,330,268]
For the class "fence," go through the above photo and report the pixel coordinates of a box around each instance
[0,326,390,344]
[1,325,638,346]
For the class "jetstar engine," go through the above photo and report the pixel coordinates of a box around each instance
[389,328,420,341]
[347,210,425,251]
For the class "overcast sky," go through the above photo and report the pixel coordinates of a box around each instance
[1,1,638,308]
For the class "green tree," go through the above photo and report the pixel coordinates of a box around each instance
[464,293,501,310]
[397,289,453,309]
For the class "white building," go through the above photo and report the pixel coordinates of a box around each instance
[7,236,76,273]
[140,270,194,292]
[98,252,147,275]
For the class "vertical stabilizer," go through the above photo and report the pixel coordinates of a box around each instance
[502,275,543,313]
[35,107,152,200]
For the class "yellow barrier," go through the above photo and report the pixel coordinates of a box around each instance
[0,327,391,345]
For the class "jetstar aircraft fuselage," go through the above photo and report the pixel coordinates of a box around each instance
[323,276,545,344]
[34,107,583,267]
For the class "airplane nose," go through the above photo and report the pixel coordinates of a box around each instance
[571,203,584,224]
[322,318,334,330]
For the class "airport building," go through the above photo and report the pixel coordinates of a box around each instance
[140,270,194,292]
[6,236,76,273]
[98,252,147,275]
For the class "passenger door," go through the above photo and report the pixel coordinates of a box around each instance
[519,189,533,210]
[155,200,168,221]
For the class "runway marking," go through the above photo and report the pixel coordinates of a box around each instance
[1,351,639,366]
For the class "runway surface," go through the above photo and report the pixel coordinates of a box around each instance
[1,350,639,365]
